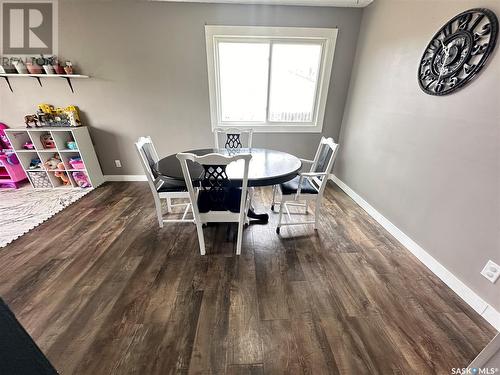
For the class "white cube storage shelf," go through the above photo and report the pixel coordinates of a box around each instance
[5,127,104,189]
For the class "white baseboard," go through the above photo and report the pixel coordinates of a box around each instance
[104,175,147,182]
[469,333,500,369]
[330,175,500,332]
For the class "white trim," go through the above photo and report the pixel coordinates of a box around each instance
[469,334,500,369]
[330,174,500,332]
[152,0,373,6]
[104,175,147,182]
[205,25,338,133]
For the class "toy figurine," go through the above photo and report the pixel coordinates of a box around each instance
[55,170,71,186]
[66,141,78,150]
[38,104,55,114]
[40,134,56,149]
[34,103,82,127]
[24,114,40,128]
[23,141,35,150]
[64,61,73,75]
[65,106,81,127]
[43,154,61,170]
[29,157,42,169]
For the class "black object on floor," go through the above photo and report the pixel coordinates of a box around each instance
[247,208,269,224]
[0,297,58,375]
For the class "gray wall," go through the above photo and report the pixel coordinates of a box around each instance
[335,0,500,311]
[0,0,362,175]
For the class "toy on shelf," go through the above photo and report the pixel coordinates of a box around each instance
[69,157,84,170]
[29,157,42,169]
[43,154,61,170]
[64,62,73,75]
[24,114,40,128]
[52,64,65,75]
[40,134,56,149]
[36,103,82,127]
[13,60,28,74]
[26,62,43,74]
[43,64,55,74]
[66,141,78,150]
[23,141,35,150]
[0,123,12,150]
[54,170,71,186]
[0,64,16,74]
[72,171,90,188]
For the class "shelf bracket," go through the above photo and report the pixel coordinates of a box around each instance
[2,76,13,92]
[63,77,75,93]
[35,76,43,87]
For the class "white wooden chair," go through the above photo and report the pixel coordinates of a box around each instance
[214,128,253,149]
[177,152,252,255]
[135,136,193,227]
[271,137,339,234]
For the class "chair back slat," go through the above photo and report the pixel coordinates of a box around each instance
[135,136,159,183]
[214,128,253,149]
[308,137,339,194]
[177,152,251,221]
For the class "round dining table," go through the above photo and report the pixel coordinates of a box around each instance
[154,148,302,187]
[153,148,302,223]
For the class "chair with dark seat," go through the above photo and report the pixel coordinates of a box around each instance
[135,136,193,227]
[272,137,339,234]
[214,128,253,149]
[177,152,251,255]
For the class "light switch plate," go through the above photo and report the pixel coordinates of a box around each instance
[481,260,500,284]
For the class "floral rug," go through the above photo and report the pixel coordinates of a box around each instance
[0,185,90,248]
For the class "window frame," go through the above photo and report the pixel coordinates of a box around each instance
[205,25,338,133]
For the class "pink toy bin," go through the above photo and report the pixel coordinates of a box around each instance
[69,158,85,170]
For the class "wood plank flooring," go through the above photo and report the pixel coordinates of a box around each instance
[0,182,496,374]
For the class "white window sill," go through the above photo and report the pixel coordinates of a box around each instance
[214,124,323,133]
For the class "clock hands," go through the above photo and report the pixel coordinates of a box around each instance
[439,39,450,80]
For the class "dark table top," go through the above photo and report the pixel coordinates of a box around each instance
[154,148,302,187]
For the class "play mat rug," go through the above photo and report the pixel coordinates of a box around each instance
[0,186,90,248]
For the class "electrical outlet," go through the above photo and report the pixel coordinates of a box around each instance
[480,260,500,284]
[115,160,122,168]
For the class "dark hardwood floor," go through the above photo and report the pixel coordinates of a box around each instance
[0,182,496,374]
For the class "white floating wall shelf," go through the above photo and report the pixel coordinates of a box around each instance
[0,74,90,93]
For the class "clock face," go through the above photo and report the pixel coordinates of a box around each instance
[418,8,498,96]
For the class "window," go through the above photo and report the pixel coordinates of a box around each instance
[205,26,338,133]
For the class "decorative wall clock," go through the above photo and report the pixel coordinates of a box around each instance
[418,8,498,96]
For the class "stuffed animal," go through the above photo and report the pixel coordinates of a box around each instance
[24,114,40,128]
[72,171,91,188]
[55,171,71,186]
[43,154,61,170]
